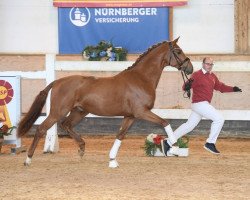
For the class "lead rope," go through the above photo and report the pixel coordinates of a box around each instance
[181,70,192,99]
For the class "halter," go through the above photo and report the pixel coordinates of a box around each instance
[168,42,193,98]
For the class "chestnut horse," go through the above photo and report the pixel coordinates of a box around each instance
[17,37,193,167]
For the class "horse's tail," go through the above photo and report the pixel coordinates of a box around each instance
[17,81,55,137]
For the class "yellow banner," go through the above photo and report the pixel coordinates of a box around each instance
[53,0,188,7]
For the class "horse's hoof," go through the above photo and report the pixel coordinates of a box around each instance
[109,159,119,168]
[24,157,32,166]
[23,162,30,166]
[43,151,52,154]
[78,149,84,158]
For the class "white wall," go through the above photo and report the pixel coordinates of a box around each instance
[0,0,58,53]
[173,0,234,53]
[0,0,234,54]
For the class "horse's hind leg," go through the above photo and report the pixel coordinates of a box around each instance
[109,116,135,168]
[61,107,89,158]
[24,115,58,166]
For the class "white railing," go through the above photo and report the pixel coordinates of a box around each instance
[0,55,56,137]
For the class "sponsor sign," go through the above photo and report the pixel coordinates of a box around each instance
[59,7,169,54]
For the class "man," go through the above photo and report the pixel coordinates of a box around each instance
[161,57,242,155]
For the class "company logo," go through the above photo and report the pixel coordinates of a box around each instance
[0,80,13,106]
[0,80,14,127]
[69,8,91,27]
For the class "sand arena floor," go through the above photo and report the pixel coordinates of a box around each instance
[0,135,249,200]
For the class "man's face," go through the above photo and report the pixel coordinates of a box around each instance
[202,58,214,72]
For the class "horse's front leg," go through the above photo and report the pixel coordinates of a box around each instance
[109,116,134,168]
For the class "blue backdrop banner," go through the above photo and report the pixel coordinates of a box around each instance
[58,7,169,54]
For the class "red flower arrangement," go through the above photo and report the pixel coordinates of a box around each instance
[144,133,164,156]
[153,135,162,145]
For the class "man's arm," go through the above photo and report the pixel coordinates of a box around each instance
[213,74,241,93]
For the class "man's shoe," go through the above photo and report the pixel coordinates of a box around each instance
[161,139,170,156]
[204,143,220,155]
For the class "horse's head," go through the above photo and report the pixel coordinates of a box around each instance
[165,37,193,75]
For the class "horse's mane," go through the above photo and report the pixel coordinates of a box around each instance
[125,40,169,71]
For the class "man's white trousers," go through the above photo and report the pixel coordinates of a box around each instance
[174,101,224,144]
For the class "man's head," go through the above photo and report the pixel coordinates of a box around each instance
[202,57,214,73]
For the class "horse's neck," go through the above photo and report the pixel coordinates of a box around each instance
[134,53,165,89]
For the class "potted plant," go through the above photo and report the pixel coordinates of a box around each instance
[82,40,127,61]
[176,136,189,157]
[144,134,190,157]
[144,133,164,157]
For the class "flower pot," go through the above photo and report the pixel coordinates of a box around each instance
[178,148,189,157]
[150,147,189,157]
[168,146,179,156]
[168,147,189,157]
[152,148,164,157]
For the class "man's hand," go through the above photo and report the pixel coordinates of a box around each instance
[233,86,242,92]
[184,80,193,91]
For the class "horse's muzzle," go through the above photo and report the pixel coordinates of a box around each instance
[180,59,193,75]
[185,64,193,75]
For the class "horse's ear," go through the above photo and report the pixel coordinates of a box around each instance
[172,36,180,46]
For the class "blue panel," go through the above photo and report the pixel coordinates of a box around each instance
[59,7,169,54]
